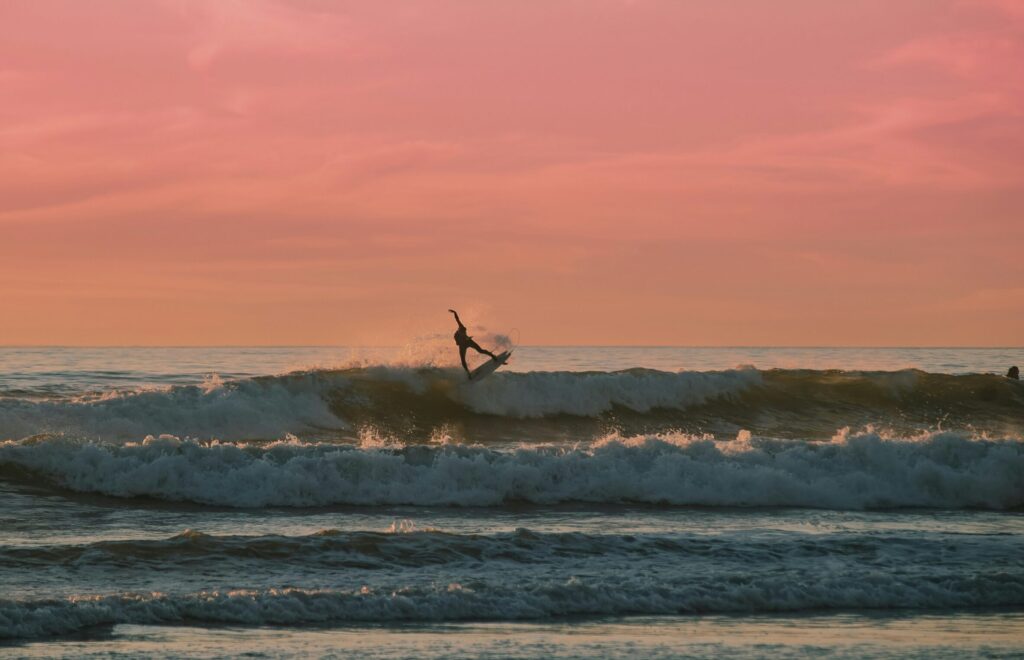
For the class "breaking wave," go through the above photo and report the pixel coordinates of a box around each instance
[0,367,1021,442]
[1,430,1020,509]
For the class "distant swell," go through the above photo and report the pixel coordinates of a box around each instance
[1,431,1021,509]
[2,527,1017,571]
[3,574,1023,639]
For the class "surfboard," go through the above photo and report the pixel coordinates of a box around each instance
[468,351,512,382]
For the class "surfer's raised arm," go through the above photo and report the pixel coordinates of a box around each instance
[448,309,465,329]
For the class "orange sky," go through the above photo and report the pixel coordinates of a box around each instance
[1,0,1022,346]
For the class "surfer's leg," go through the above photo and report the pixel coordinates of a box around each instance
[459,346,470,374]
[467,339,498,360]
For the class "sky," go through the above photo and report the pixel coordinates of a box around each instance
[1,0,1022,346]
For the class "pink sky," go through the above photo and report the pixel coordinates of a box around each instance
[1,0,1022,346]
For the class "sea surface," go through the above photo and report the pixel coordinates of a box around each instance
[1,345,1022,658]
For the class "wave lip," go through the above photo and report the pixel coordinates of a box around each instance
[4,572,1024,640]
[1,430,1021,510]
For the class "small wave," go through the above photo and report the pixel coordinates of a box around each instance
[0,431,1020,509]
[1,528,1018,571]
[3,572,1023,639]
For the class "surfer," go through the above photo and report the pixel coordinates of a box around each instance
[1008,366,1020,380]
[448,309,499,376]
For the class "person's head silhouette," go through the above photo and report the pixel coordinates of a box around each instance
[1008,366,1020,380]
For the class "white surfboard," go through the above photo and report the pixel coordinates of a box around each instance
[468,350,512,382]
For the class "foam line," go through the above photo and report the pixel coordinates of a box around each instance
[1,431,1020,509]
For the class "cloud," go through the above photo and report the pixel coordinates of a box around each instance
[1,0,1022,344]
[162,0,360,70]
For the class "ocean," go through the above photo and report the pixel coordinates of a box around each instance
[0,345,1022,658]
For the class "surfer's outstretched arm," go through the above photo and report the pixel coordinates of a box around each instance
[448,309,465,329]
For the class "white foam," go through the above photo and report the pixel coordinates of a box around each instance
[0,430,1020,509]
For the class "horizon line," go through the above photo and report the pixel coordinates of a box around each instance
[0,344,1021,350]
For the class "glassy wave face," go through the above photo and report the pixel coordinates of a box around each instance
[1,348,1022,645]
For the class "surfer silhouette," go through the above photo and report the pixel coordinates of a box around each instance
[1008,366,1020,380]
[448,309,499,376]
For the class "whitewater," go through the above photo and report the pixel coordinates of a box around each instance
[0,346,1022,657]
